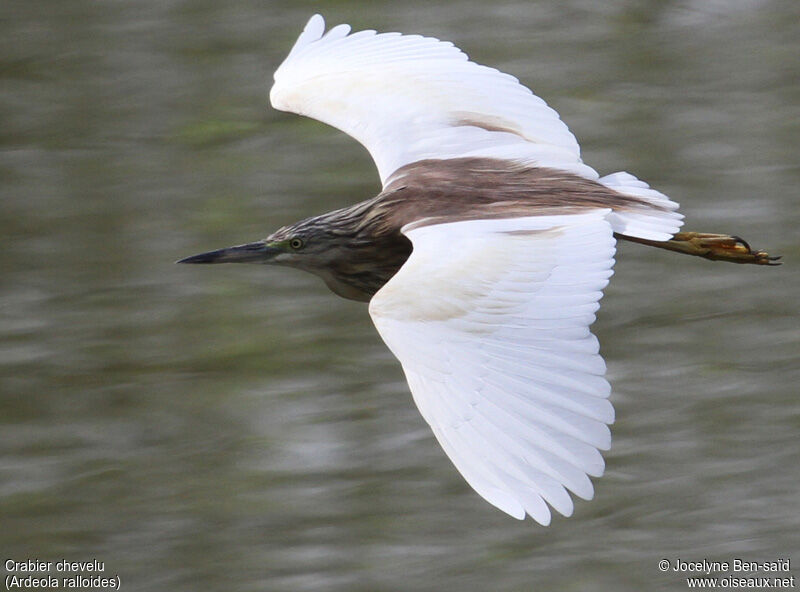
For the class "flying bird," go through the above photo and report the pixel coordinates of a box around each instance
[179,15,778,524]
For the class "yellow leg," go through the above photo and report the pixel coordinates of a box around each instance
[618,231,781,266]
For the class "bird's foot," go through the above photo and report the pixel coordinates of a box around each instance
[672,232,781,265]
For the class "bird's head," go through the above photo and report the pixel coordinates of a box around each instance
[177,206,402,302]
[177,215,345,272]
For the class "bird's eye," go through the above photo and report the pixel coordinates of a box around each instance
[289,238,304,250]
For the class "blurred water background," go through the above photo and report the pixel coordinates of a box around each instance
[2,1,798,590]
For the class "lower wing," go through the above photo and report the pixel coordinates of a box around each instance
[369,210,616,523]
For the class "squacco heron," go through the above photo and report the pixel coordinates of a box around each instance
[179,15,778,524]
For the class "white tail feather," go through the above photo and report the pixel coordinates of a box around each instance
[600,171,683,241]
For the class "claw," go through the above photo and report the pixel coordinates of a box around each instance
[730,235,752,251]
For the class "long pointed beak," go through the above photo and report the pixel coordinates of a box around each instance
[176,241,279,264]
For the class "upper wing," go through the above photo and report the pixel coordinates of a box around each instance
[270,14,599,185]
[368,210,616,524]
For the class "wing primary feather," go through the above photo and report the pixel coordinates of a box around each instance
[445,371,604,497]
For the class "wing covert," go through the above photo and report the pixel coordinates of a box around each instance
[368,210,616,523]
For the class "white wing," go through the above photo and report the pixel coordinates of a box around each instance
[271,14,599,184]
[368,210,616,523]
[270,15,683,242]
